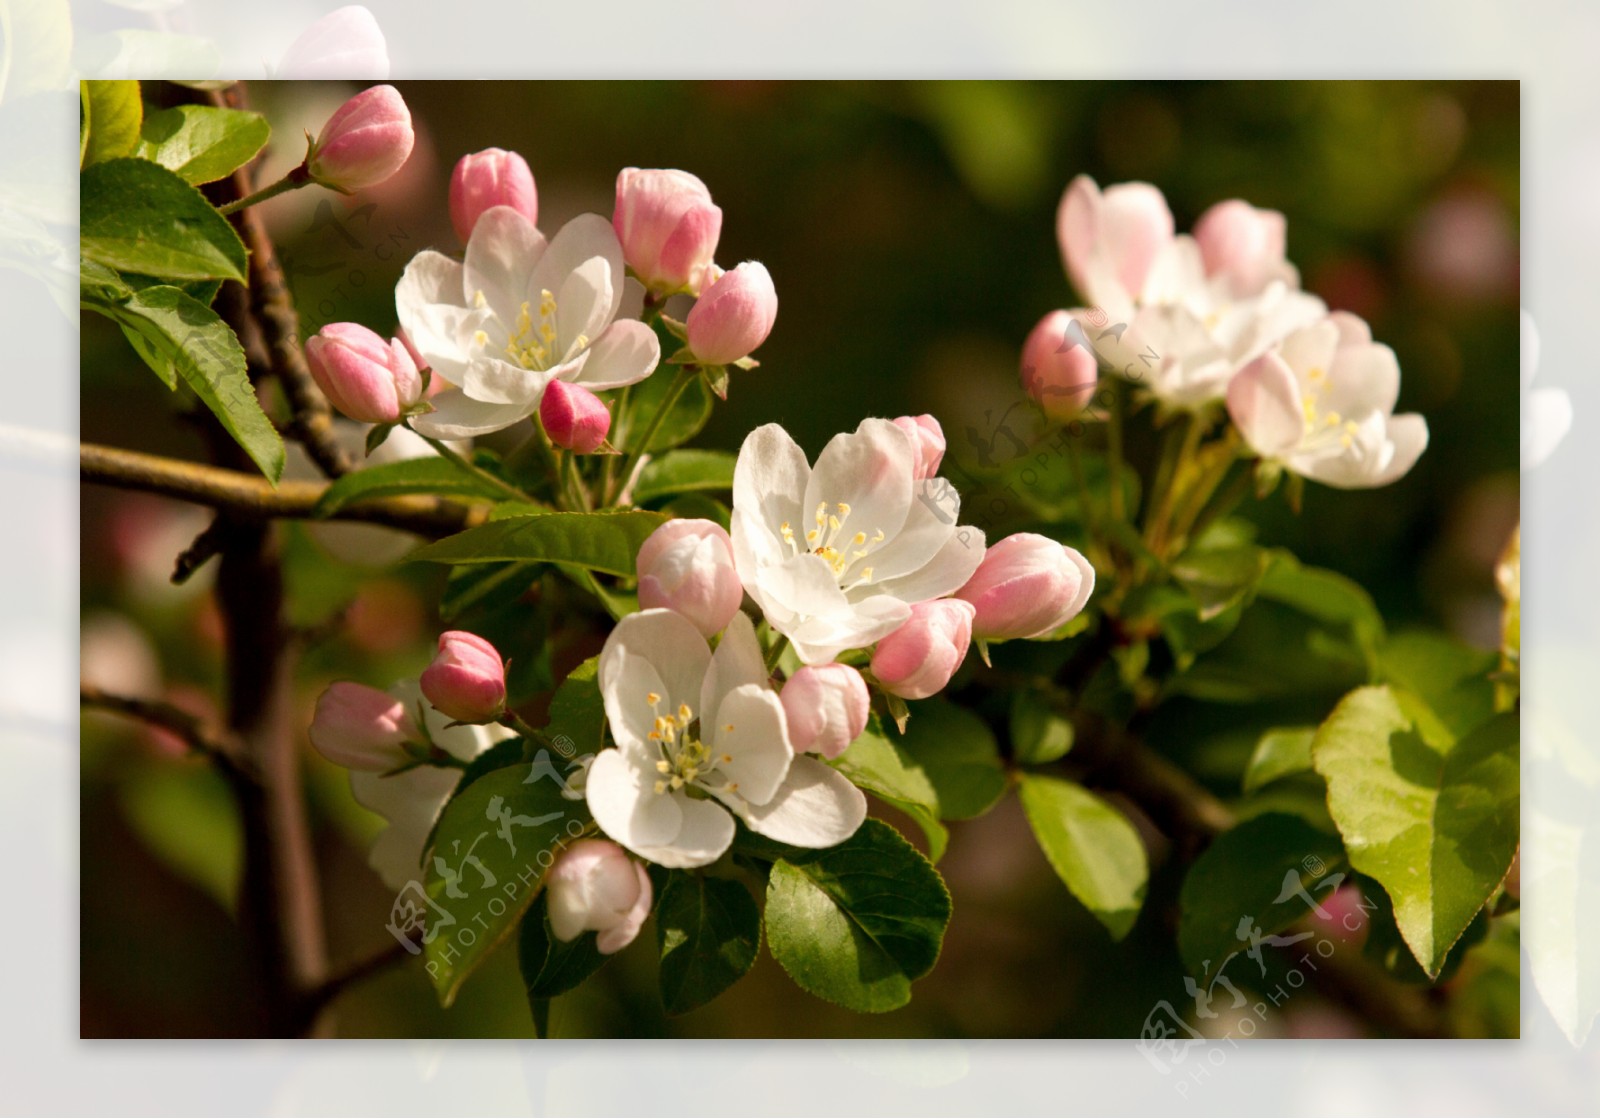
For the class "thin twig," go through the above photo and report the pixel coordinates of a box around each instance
[294,938,415,1033]
[80,684,254,780]
[81,442,487,538]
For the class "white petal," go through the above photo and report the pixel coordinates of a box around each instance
[617,277,647,323]
[1227,353,1303,458]
[762,553,849,619]
[871,524,987,606]
[461,356,554,406]
[1370,414,1429,487]
[585,748,682,850]
[1323,341,1400,419]
[571,320,660,390]
[410,389,531,439]
[350,765,462,891]
[529,214,625,325]
[852,479,956,585]
[599,609,712,735]
[1276,320,1340,387]
[709,684,793,806]
[555,254,617,354]
[737,755,865,848]
[700,611,766,722]
[802,418,915,550]
[732,423,811,576]
[631,796,735,869]
[463,206,546,328]
[786,595,910,666]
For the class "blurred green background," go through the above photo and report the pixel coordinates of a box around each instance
[80,80,1519,1038]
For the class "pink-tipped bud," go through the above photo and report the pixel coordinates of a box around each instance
[546,838,653,954]
[304,322,423,424]
[309,681,418,770]
[540,379,611,453]
[1194,199,1289,297]
[955,533,1095,641]
[871,599,976,700]
[781,664,870,759]
[1021,310,1099,423]
[307,83,414,192]
[685,261,777,365]
[612,167,723,295]
[891,415,946,481]
[1303,884,1371,949]
[420,631,505,724]
[636,519,743,638]
[449,148,538,243]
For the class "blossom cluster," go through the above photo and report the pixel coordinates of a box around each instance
[1023,176,1429,490]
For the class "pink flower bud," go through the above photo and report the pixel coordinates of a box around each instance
[304,322,423,424]
[780,664,870,759]
[891,415,946,480]
[309,681,417,770]
[636,519,743,638]
[1021,310,1099,423]
[955,533,1095,640]
[539,379,611,453]
[1194,199,1289,296]
[420,631,505,724]
[546,838,653,954]
[685,261,777,365]
[871,599,976,700]
[449,148,538,243]
[307,83,414,192]
[1303,884,1370,949]
[612,167,723,294]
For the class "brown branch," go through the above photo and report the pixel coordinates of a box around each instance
[293,937,415,1034]
[80,684,254,780]
[214,85,355,479]
[80,441,488,538]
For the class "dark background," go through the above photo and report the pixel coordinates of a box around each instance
[81,80,1519,1037]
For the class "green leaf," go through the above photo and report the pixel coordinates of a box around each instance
[625,367,713,453]
[1312,686,1519,978]
[1257,550,1384,657]
[633,449,737,504]
[546,657,606,760]
[1177,812,1346,982]
[89,284,284,481]
[829,717,948,861]
[1377,630,1497,739]
[136,104,269,185]
[765,819,951,1013]
[1170,543,1270,622]
[80,257,133,304]
[656,871,761,1015]
[313,457,505,518]
[80,80,142,167]
[81,158,248,282]
[890,699,1007,819]
[423,766,591,1006]
[1241,726,1318,794]
[518,893,608,1003]
[440,562,541,624]
[409,510,669,576]
[1009,689,1074,766]
[420,737,531,855]
[1017,774,1148,940]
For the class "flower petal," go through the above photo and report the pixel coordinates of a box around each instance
[463,205,546,328]
[736,755,865,848]
[1227,352,1303,459]
[785,594,910,666]
[709,684,792,807]
[599,609,712,740]
[585,748,683,850]
[732,423,812,572]
[1322,341,1400,420]
[350,764,463,891]
[461,355,555,406]
[555,253,616,355]
[871,523,987,606]
[633,796,736,869]
[410,389,532,439]
[700,611,766,722]
[529,214,625,324]
[802,418,915,551]
[571,319,660,390]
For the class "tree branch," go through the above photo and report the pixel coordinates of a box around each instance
[80,441,487,538]
[293,938,415,1034]
[80,684,254,781]
[215,85,355,479]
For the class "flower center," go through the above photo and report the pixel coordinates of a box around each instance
[643,692,738,797]
[778,501,886,590]
[470,288,587,373]
[1298,371,1365,458]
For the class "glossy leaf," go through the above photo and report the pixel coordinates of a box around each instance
[656,871,761,1015]
[80,80,142,167]
[1241,726,1317,794]
[81,158,248,282]
[765,819,951,1013]
[424,766,591,1006]
[1177,812,1346,983]
[624,367,712,453]
[830,717,948,861]
[1017,774,1148,940]
[633,449,736,504]
[136,104,270,184]
[1312,686,1518,977]
[1009,689,1074,765]
[546,656,606,760]
[890,699,1007,819]
[409,510,670,576]
[313,457,505,517]
[518,893,608,1003]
